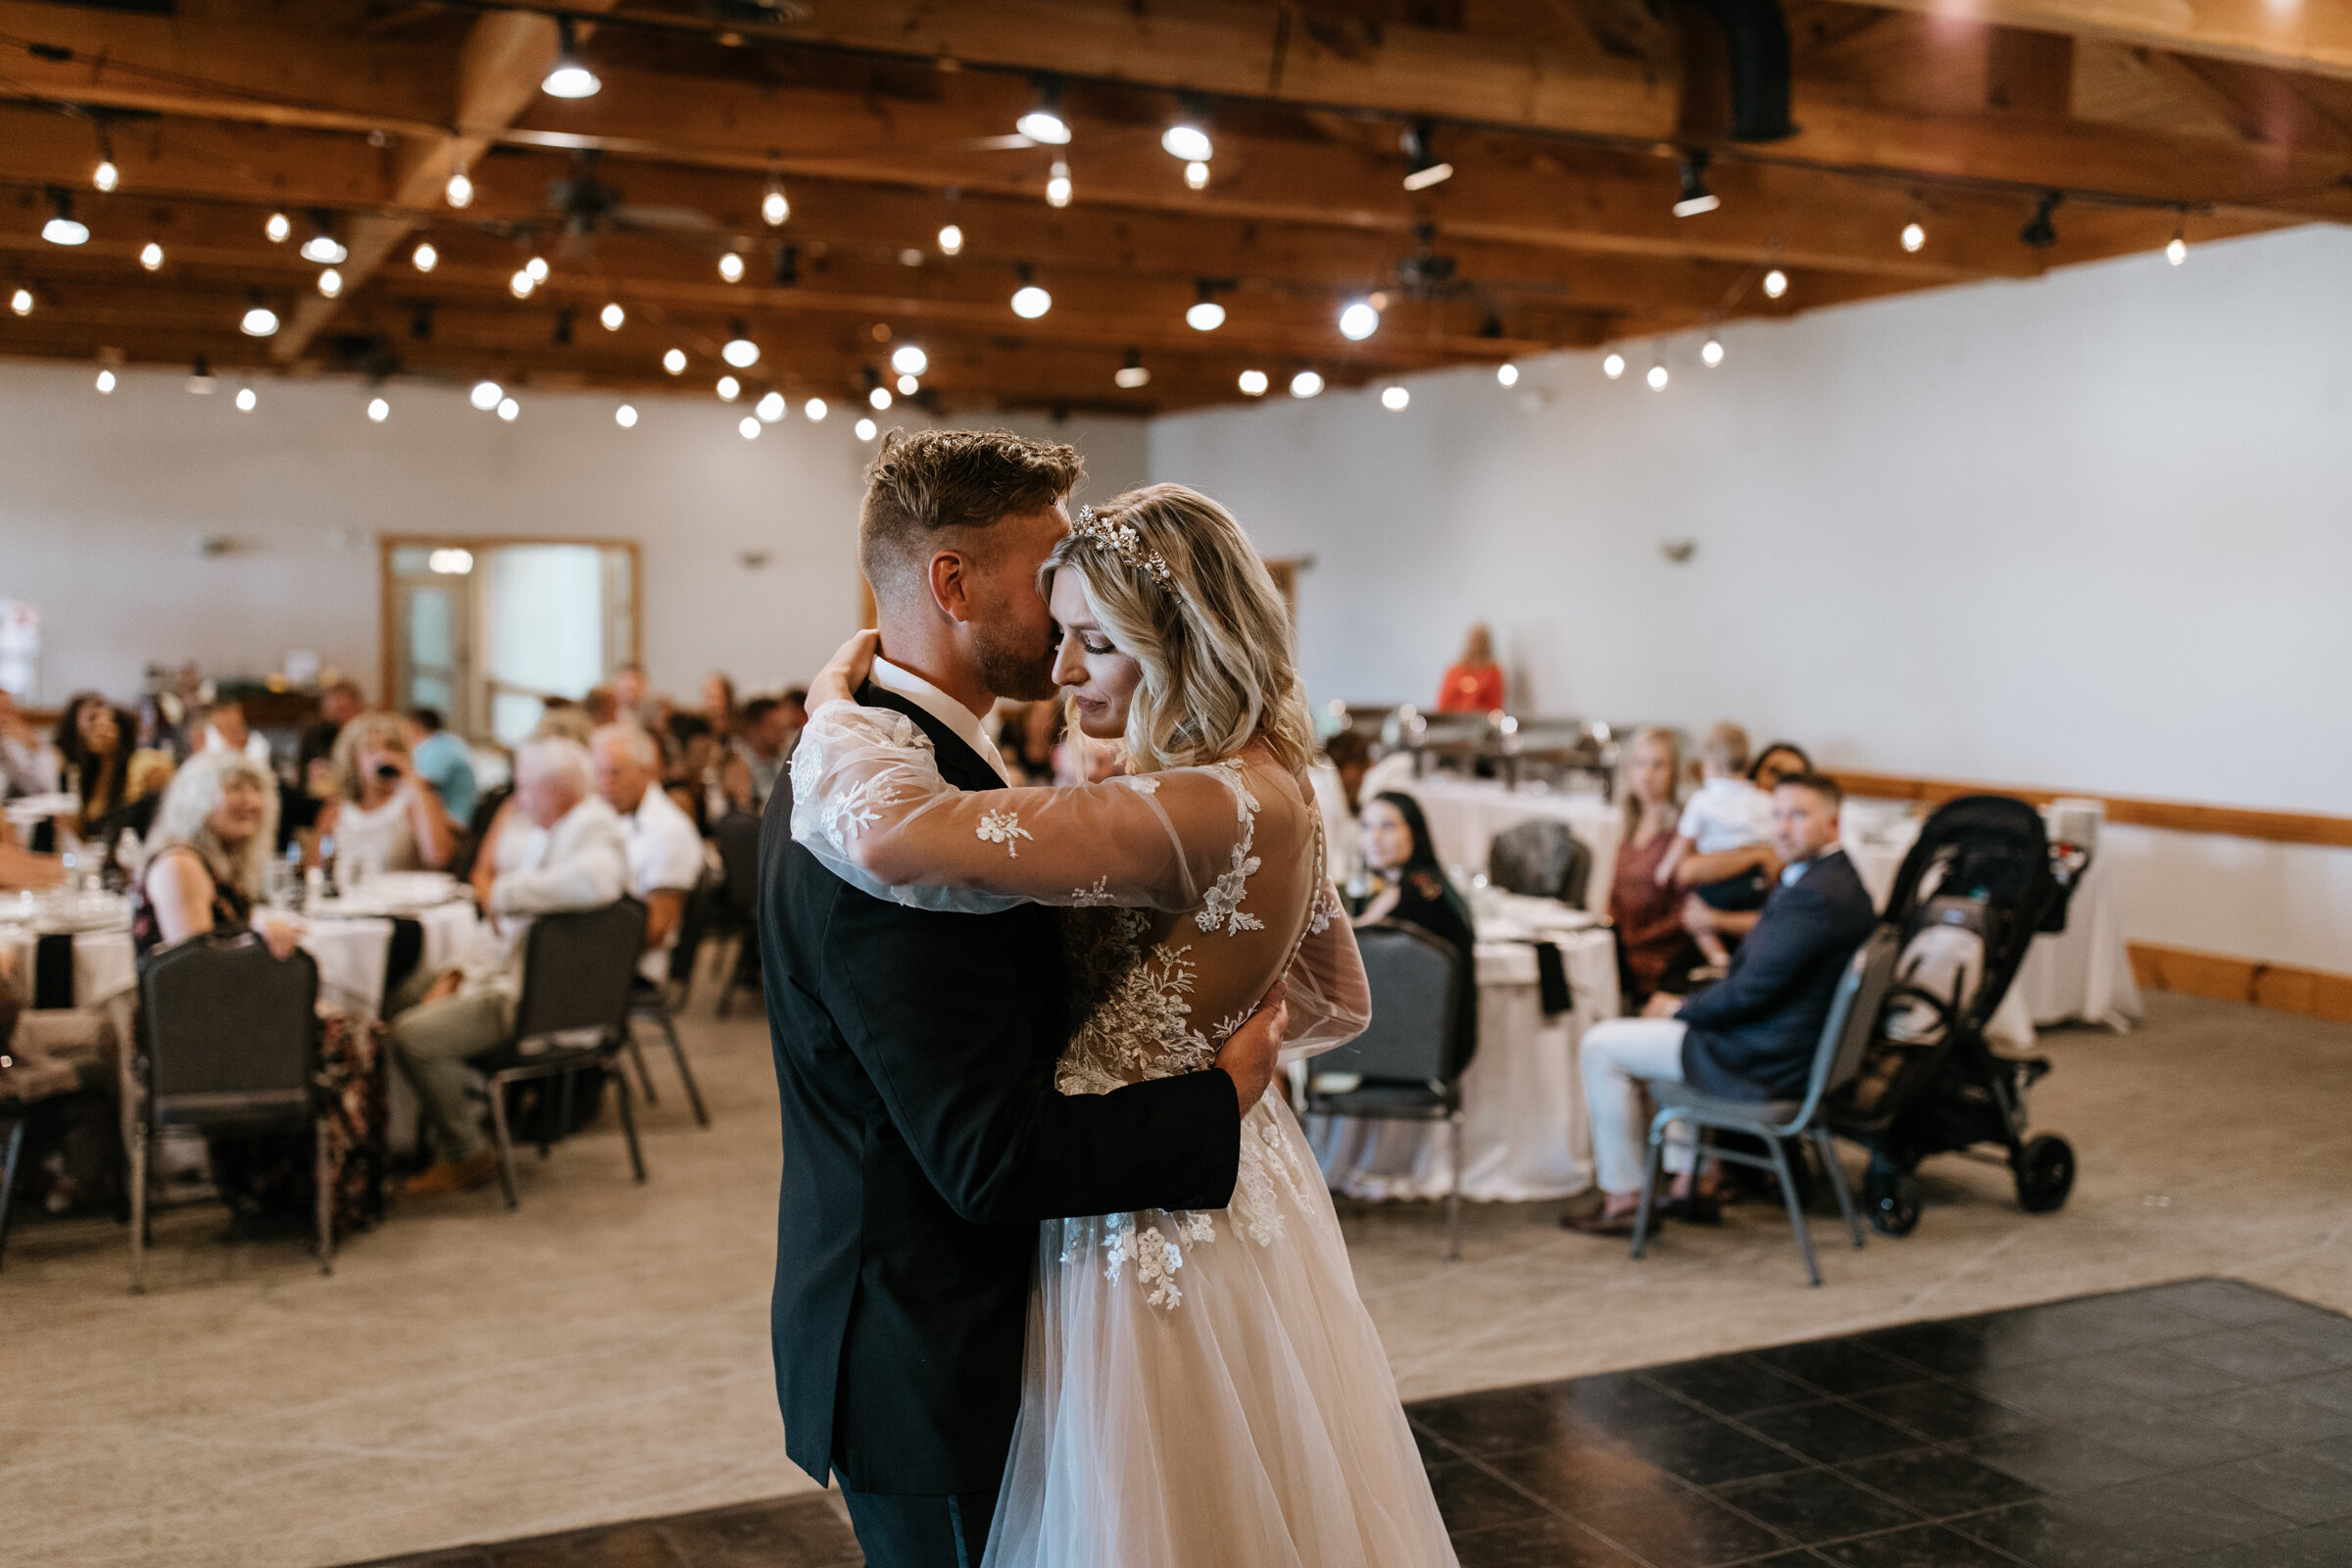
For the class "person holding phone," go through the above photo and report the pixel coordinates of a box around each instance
[314,710,456,882]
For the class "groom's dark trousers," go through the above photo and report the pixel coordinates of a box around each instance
[760,683,1244,1568]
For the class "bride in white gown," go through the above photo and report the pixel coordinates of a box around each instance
[790,483,1456,1568]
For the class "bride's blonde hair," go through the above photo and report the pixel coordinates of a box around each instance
[1043,482,1315,776]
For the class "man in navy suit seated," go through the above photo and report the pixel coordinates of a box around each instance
[1567,772,1877,1234]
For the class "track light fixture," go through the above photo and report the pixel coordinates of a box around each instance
[891,344,928,377]
[1673,151,1719,218]
[1187,280,1226,331]
[1047,161,1072,209]
[41,189,88,246]
[722,321,760,368]
[1401,120,1452,191]
[188,355,216,393]
[1017,77,1072,145]
[762,154,791,226]
[239,291,279,337]
[2166,210,2187,266]
[1011,265,1052,319]
[774,244,801,287]
[1162,98,1212,163]
[1114,347,1151,389]
[445,161,473,209]
[1290,369,1325,399]
[1239,369,1269,396]
[2021,191,2062,249]
[542,18,601,98]
[368,397,390,422]
[300,212,346,265]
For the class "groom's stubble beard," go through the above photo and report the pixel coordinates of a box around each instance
[972,612,1058,702]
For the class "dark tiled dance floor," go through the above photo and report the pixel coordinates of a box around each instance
[354,1279,2352,1568]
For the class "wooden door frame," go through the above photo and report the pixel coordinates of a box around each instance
[376,534,646,719]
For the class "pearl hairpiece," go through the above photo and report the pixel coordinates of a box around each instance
[1071,505,1177,591]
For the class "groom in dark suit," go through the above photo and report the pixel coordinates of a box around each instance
[760,430,1287,1568]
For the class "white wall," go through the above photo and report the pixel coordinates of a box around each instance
[0,362,1146,705]
[1151,224,2352,973]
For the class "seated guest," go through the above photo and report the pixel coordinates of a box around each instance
[406,708,478,825]
[295,679,366,795]
[1749,740,1813,792]
[591,724,706,985]
[388,738,628,1197]
[198,698,273,768]
[700,672,738,740]
[1566,773,1875,1233]
[1436,621,1505,714]
[55,693,171,850]
[1310,728,1373,893]
[723,695,793,812]
[612,662,658,728]
[583,686,620,727]
[1658,722,1777,971]
[315,711,457,879]
[1610,727,1696,1010]
[531,699,596,747]
[1677,737,1815,959]
[1352,791,1479,1071]
[1,688,60,798]
[662,711,720,833]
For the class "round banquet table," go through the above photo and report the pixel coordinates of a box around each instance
[1384,776,1621,911]
[1309,906,1619,1202]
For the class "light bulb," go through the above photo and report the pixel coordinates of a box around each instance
[1763,269,1788,300]
[662,348,687,375]
[301,232,347,266]
[412,240,437,272]
[891,344,929,376]
[1602,352,1626,379]
[241,303,279,336]
[1381,385,1409,411]
[1701,338,1725,368]
[804,397,827,420]
[1496,363,1519,387]
[1185,161,1209,191]
[756,390,786,421]
[718,251,745,283]
[469,380,502,411]
[93,159,119,193]
[2167,235,2186,266]
[869,386,893,410]
[1338,300,1380,341]
[716,375,740,401]
[1290,369,1324,399]
[1114,363,1150,389]
[939,223,963,256]
[9,288,31,318]
[543,60,601,99]
[1901,221,1926,253]
[444,170,473,209]
[509,270,534,299]
[722,335,760,368]
[855,416,879,441]
[1646,365,1668,390]
[1187,300,1226,331]
[762,185,790,226]
[897,372,919,395]
[368,397,389,422]
[600,302,624,330]
[1162,123,1212,162]
[235,386,258,412]
[1017,103,1071,145]
[524,255,549,282]
[1238,368,1268,396]
[739,415,760,440]
[497,397,519,421]
[266,211,291,243]
[615,404,638,428]
[1046,161,1071,209]
[139,241,164,271]
[41,204,88,246]
[96,368,116,393]
[1011,283,1053,318]
[317,268,342,298]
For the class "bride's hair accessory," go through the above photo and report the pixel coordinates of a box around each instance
[1071,505,1177,592]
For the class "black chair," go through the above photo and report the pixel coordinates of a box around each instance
[1304,922,1470,1261]
[624,870,714,1127]
[477,898,650,1209]
[131,938,329,1292]
[1487,818,1593,908]
[1630,927,1901,1287]
[710,811,762,1017]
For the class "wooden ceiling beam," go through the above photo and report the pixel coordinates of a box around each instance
[1857,0,2352,84]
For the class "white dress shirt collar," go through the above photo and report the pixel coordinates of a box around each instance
[869,655,1013,784]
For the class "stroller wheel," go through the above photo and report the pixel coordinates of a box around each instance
[1864,1162,1922,1237]
[2014,1134,2076,1214]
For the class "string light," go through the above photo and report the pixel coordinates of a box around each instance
[855,416,879,440]
[240,293,279,336]
[1901,220,1926,253]
[93,158,119,193]
[1187,280,1225,331]
[1496,363,1519,386]
[9,288,31,318]
[718,251,745,283]
[1701,338,1725,368]
[317,268,343,298]
[722,324,760,368]
[601,301,624,330]
[2167,211,2187,266]
[662,348,688,375]
[1338,299,1380,341]
[301,216,347,265]
[939,222,963,256]
[1017,78,1071,145]
[412,239,437,272]
[716,375,740,401]
[1646,364,1669,390]
[235,386,258,412]
[541,20,601,98]
[524,256,549,282]
[1602,352,1625,379]
[1181,162,1208,192]
[1011,267,1052,318]
[762,167,790,226]
[368,397,389,422]
[1381,385,1410,411]
[805,397,828,420]
[1046,160,1072,209]
[509,269,534,299]
[1239,368,1268,396]
[41,191,88,246]
[1290,369,1324,398]
[756,390,786,421]
[891,344,928,376]
[497,397,519,421]
[139,241,164,271]
[96,368,116,393]
[1762,269,1788,299]
[615,404,638,427]
[444,164,473,209]
[869,386,893,410]
[897,372,919,395]
[267,210,292,244]
[739,415,760,439]
[469,380,503,411]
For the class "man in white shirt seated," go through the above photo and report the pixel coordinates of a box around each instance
[389,737,629,1197]
[591,723,707,987]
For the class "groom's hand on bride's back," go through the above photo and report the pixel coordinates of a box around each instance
[1213,979,1288,1114]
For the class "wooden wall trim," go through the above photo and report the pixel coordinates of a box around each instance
[2129,943,2352,1026]
[1826,769,2352,851]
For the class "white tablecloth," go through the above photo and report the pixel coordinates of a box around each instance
[0,921,138,1008]
[1392,776,1622,910]
[1311,909,1619,1201]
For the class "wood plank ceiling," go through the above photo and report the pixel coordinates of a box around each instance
[2,0,2347,416]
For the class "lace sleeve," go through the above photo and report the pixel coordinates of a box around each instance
[1279,883,1371,1065]
[790,700,1248,913]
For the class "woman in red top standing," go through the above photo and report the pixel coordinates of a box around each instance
[1436,622,1505,713]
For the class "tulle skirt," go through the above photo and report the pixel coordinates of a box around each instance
[982,1094,1457,1568]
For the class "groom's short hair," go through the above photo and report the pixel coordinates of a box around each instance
[860,428,1083,604]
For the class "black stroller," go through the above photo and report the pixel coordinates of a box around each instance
[1828,796,2090,1236]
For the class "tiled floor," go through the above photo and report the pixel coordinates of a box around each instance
[348,1277,2352,1568]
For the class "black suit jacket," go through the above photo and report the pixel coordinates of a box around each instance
[1677,849,1877,1102]
[760,682,1243,1495]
